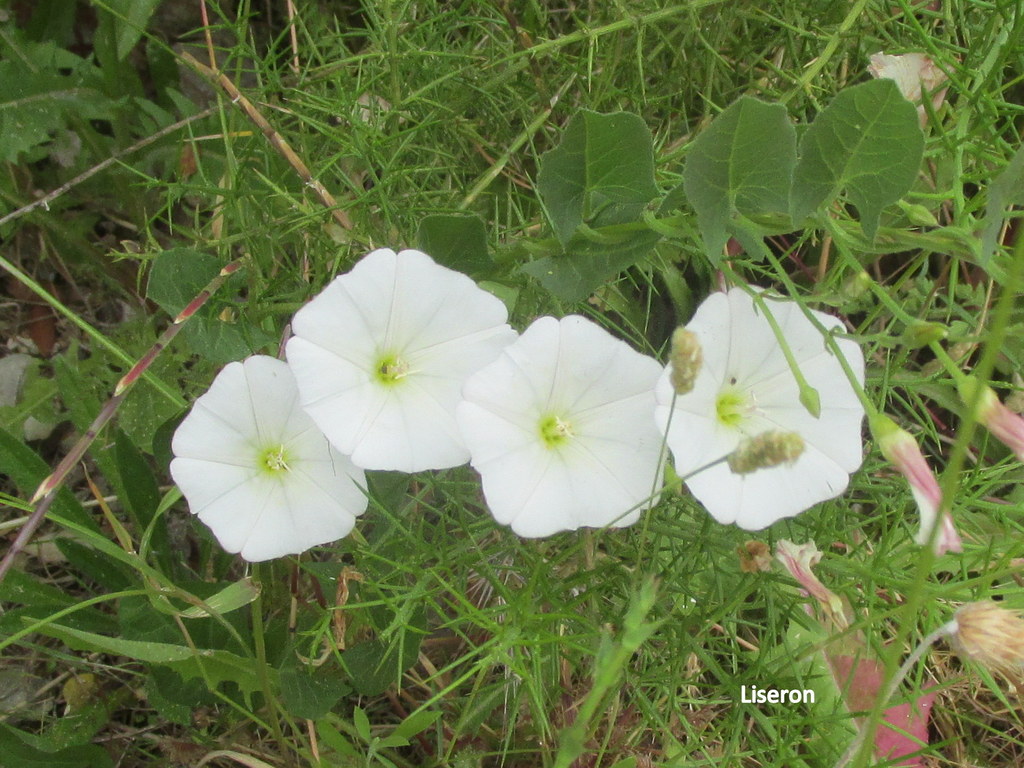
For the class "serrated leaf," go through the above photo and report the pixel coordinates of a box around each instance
[683,97,796,262]
[416,214,492,278]
[0,51,112,164]
[538,110,658,246]
[981,143,1024,269]
[791,79,924,239]
[146,667,212,726]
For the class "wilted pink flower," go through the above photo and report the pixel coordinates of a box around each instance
[871,414,962,556]
[959,378,1024,461]
[774,540,847,628]
[868,52,949,127]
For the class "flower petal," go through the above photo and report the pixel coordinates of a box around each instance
[655,288,865,529]
[459,315,664,537]
[287,248,516,471]
[171,356,367,561]
[685,444,852,529]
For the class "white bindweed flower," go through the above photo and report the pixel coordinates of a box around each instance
[286,248,517,472]
[655,288,865,529]
[170,356,368,562]
[457,315,664,538]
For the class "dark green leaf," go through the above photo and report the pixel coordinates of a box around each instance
[981,143,1024,269]
[147,248,273,364]
[682,97,796,263]
[0,725,112,768]
[0,45,113,164]
[101,0,163,60]
[791,79,924,239]
[55,538,133,593]
[279,663,350,720]
[0,426,96,533]
[31,623,267,696]
[342,635,422,697]
[118,372,186,454]
[112,428,174,573]
[416,214,493,278]
[145,667,212,727]
[114,430,159,526]
[538,111,658,246]
[0,569,116,636]
[521,229,661,303]
[36,688,130,752]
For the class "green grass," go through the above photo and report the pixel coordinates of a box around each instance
[3,1,1024,766]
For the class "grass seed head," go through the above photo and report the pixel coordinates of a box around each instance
[669,327,702,395]
[953,601,1024,678]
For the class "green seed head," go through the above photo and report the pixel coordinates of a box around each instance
[669,328,703,395]
[727,431,805,474]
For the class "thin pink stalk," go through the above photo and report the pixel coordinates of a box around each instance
[0,260,244,585]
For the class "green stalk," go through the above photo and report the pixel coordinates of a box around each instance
[847,235,1024,768]
[251,564,293,768]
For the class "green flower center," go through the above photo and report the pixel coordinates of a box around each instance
[259,444,292,475]
[716,389,749,428]
[374,353,411,385]
[539,414,574,448]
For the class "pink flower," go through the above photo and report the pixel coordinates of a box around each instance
[960,379,1024,462]
[871,415,961,555]
[774,540,848,629]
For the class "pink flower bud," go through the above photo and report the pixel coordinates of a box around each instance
[774,540,848,628]
[871,414,962,556]
[960,378,1024,461]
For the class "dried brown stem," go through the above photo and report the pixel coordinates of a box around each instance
[0,260,245,585]
[178,51,353,231]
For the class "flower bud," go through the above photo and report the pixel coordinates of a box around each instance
[959,377,1024,461]
[897,200,940,228]
[952,601,1024,679]
[728,430,804,474]
[840,270,872,302]
[903,321,947,348]
[870,414,961,555]
[775,539,848,629]
[669,328,702,395]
